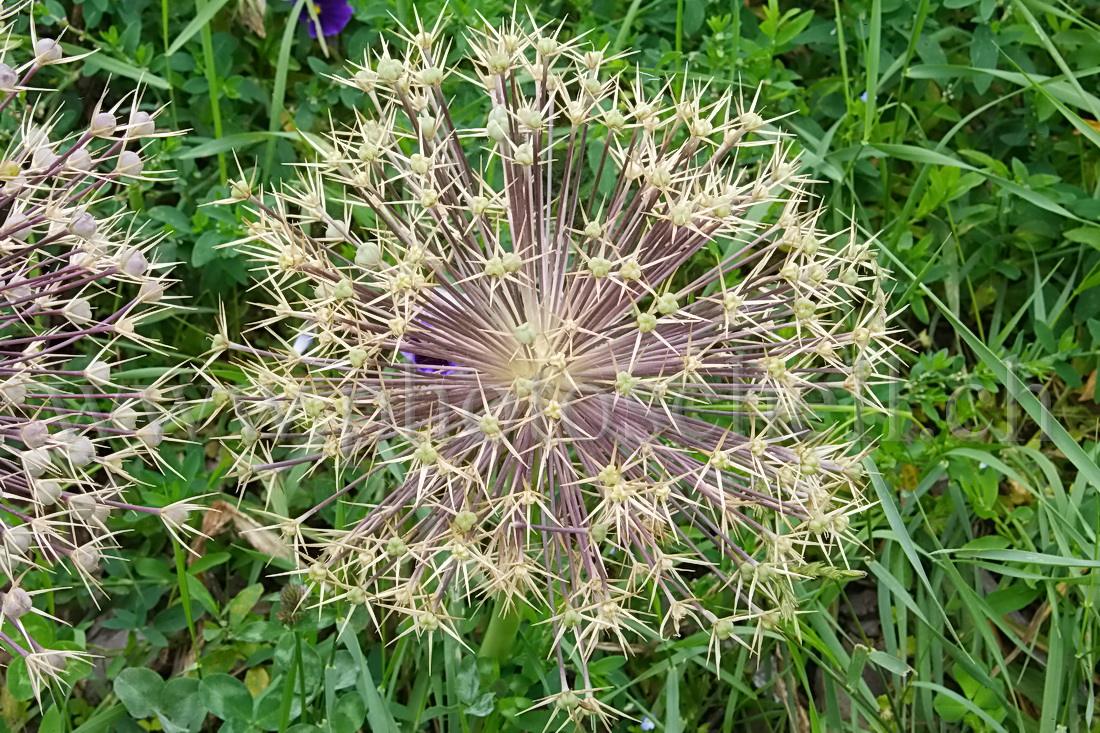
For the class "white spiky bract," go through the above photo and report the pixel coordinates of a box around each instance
[0,3,187,697]
[217,16,894,720]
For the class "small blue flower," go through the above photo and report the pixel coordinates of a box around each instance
[859,90,868,103]
[287,0,353,38]
[641,716,656,731]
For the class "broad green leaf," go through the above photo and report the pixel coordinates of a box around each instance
[4,656,33,701]
[178,132,296,160]
[920,682,1010,733]
[187,551,231,575]
[114,668,164,720]
[227,583,265,627]
[74,50,170,89]
[464,692,495,718]
[157,678,204,733]
[200,673,254,722]
[1065,227,1100,250]
[331,694,368,731]
[456,655,479,704]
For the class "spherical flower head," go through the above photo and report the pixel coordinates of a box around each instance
[90,112,116,136]
[222,16,897,719]
[33,39,62,65]
[0,63,17,92]
[2,586,32,620]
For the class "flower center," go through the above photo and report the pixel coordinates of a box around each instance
[502,326,579,399]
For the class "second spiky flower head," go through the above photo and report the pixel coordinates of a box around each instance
[218,14,894,720]
[0,8,188,698]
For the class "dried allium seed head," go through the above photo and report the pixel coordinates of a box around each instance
[218,16,897,719]
[0,9,182,698]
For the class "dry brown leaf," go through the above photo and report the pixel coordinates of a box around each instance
[189,500,293,563]
[899,463,921,491]
[245,665,271,697]
[1080,369,1096,402]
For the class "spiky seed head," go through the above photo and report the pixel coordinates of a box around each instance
[218,16,897,721]
[0,14,180,695]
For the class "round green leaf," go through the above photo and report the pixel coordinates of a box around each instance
[273,632,322,692]
[114,667,165,720]
[159,677,205,733]
[200,673,254,722]
[5,657,33,701]
[331,694,366,732]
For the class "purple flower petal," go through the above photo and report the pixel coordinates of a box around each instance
[291,0,353,38]
[400,348,456,375]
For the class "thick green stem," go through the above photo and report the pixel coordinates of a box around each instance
[478,598,521,665]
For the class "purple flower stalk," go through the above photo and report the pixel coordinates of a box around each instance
[0,11,189,699]
[216,15,894,722]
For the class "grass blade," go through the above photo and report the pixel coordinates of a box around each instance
[178,131,296,159]
[866,457,948,626]
[911,682,1010,733]
[862,0,881,142]
[339,621,400,733]
[265,0,308,179]
[74,49,170,90]
[196,0,228,183]
[167,0,232,56]
[665,662,682,733]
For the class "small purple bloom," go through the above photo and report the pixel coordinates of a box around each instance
[401,349,457,375]
[859,91,868,103]
[290,0,353,38]
[641,716,656,731]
